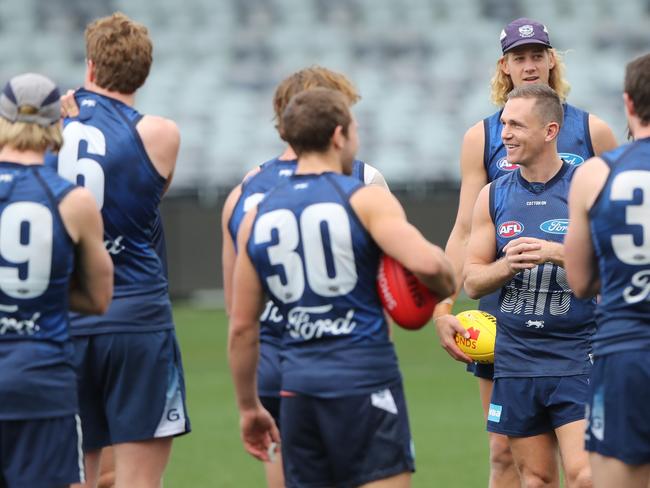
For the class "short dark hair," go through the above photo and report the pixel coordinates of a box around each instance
[507,84,564,128]
[281,88,352,156]
[625,53,650,126]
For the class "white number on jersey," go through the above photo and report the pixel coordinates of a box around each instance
[610,171,650,265]
[58,121,106,209]
[254,203,358,303]
[0,202,53,298]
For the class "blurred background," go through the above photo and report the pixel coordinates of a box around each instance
[1,0,646,298]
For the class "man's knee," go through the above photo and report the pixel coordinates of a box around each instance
[489,434,515,471]
[565,465,592,488]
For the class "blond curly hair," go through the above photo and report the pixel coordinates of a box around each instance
[490,48,571,107]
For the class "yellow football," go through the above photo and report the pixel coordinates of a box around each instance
[454,310,496,364]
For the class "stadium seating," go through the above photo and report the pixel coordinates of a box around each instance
[0,0,645,192]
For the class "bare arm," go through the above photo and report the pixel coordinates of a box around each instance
[350,186,455,298]
[221,184,242,316]
[432,122,486,361]
[589,114,618,156]
[228,209,279,461]
[463,185,542,299]
[137,115,181,194]
[565,157,609,298]
[437,122,487,308]
[59,188,113,314]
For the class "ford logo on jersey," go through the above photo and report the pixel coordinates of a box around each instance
[559,153,585,166]
[497,157,519,171]
[540,219,569,235]
[498,221,524,238]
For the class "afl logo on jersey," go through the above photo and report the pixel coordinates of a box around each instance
[559,153,585,166]
[497,157,519,171]
[540,219,569,235]
[498,221,524,238]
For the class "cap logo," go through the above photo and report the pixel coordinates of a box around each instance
[518,25,534,38]
[17,105,38,115]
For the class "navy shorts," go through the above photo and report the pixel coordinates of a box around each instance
[0,414,84,487]
[487,375,588,437]
[466,361,494,380]
[260,396,281,429]
[586,351,650,464]
[280,383,415,488]
[73,330,191,451]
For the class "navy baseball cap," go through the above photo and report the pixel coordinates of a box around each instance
[0,73,60,127]
[500,18,552,54]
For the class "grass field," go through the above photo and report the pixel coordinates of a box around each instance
[165,299,488,487]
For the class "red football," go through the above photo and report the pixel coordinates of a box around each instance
[376,254,438,330]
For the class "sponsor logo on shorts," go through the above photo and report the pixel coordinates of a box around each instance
[371,389,398,415]
[590,386,605,441]
[559,153,585,166]
[497,157,519,171]
[539,219,569,235]
[498,221,524,238]
[488,403,502,423]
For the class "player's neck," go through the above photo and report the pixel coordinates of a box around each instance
[279,146,297,160]
[84,81,136,106]
[0,147,44,165]
[631,122,650,141]
[519,151,564,183]
[295,151,342,175]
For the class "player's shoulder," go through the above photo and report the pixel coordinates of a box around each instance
[137,114,180,142]
[463,119,486,145]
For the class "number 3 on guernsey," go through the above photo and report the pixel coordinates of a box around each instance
[58,121,106,209]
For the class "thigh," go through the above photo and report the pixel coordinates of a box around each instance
[509,432,559,486]
[590,452,650,488]
[488,378,552,437]
[586,352,650,465]
[1,415,84,488]
[555,419,590,480]
[113,437,173,488]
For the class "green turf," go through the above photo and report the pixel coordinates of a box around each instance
[166,299,488,487]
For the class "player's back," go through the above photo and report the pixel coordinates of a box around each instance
[46,88,173,334]
[590,138,650,355]
[490,162,595,378]
[0,162,78,419]
[248,172,400,397]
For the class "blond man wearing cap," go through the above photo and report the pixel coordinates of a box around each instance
[0,72,112,487]
[432,17,617,488]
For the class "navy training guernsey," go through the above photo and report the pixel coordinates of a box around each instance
[479,103,595,317]
[247,172,400,397]
[228,157,379,347]
[0,162,78,419]
[490,162,595,378]
[589,138,650,356]
[45,88,173,335]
